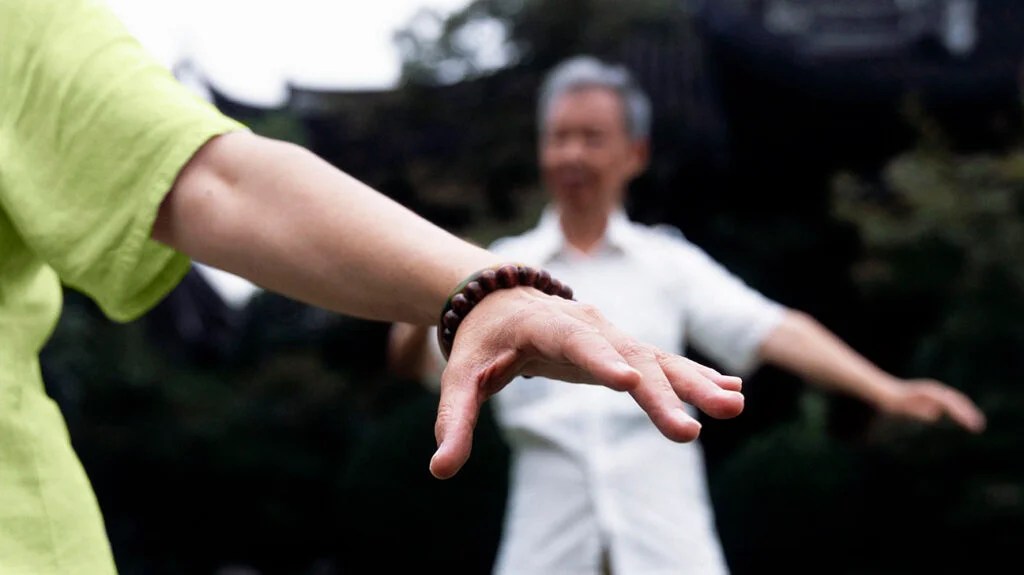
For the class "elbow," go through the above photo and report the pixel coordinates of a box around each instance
[784,308,818,331]
[757,308,814,363]
[154,131,290,258]
[154,132,244,251]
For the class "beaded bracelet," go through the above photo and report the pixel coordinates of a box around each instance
[436,263,575,360]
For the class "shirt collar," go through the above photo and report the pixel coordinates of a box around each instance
[532,203,639,263]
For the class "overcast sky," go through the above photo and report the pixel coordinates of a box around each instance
[104,0,475,106]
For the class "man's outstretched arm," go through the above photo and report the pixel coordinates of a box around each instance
[759,309,986,433]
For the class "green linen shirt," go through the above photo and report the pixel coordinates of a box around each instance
[1,0,244,572]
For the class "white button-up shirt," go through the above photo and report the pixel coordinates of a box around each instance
[482,205,785,575]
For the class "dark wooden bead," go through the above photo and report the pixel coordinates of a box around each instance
[534,269,552,292]
[477,269,498,292]
[518,266,536,285]
[464,281,486,303]
[450,293,473,316]
[439,265,574,360]
[443,309,462,331]
[495,264,519,288]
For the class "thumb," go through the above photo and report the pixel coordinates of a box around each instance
[428,357,490,479]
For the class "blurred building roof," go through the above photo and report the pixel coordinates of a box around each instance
[760,0,976,60]
[701,0,1024,99]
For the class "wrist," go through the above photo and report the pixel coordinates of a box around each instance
[867,376,905,412]
[436,263,574,360]
[433,250,503,313]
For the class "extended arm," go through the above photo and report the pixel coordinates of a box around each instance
[153,131,747,477]
[758,309,985,433]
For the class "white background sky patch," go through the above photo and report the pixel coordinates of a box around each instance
[104,0,475,106]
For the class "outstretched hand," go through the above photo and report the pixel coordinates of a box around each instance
[877,378,987,434]
[429,287,745,479]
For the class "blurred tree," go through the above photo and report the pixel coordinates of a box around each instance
[821,105,1024,573]
[396,0,688,85]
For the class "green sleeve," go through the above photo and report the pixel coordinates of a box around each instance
[0,0,247,322]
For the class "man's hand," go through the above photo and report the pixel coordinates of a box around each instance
[876,378,987,434]
[429,287,745,479]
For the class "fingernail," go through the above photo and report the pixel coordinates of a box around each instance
[429,449,444,475]
[678,410,701,430]
[615,361,640,376]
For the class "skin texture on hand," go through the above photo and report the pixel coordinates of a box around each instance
[428,287,745,479]
[875,378,986,433]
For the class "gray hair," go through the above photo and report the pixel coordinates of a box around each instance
[537,55,652,141]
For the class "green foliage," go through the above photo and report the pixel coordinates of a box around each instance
[832,112,1024,393]
[396,0,686,86]
[246,110,310,147]
[823,110,1024,573]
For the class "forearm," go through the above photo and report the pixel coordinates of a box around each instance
[154,131,499,325]
[757,309,897,408]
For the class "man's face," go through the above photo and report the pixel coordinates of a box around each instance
[540,86,648,214]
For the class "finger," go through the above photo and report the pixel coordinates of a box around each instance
[662,353,745,419]
[429,359,488,480]
[681,357,743,392]
[519,360,593,384]
[936,388,987,433]
[523,320,644,389]
[556,324,728,441]
[717,376,744,393]
[600,340,704,443]
[541,326,720,441]
[551,323,704,441]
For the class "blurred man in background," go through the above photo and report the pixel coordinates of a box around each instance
[388,54,986,574]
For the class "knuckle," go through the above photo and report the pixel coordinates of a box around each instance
[576,303,605,322]
[552,316,599,343]
[618,340,651,361]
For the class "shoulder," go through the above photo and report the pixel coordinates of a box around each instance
[646,222,689,244]
[628,221,702,257]
[625,220,737,284]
